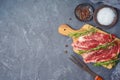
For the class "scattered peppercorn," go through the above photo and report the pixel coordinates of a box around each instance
[69,18,72,20]
[65,44,68,47]
[64,50,68,54]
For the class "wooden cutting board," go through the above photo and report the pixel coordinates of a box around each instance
[58,24,120,69]
[58,24,111,54]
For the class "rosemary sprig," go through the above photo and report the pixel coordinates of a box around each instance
[68,28,97,38]
[91,42,115,51]
[78,42,115,54]
[94,58,120,66]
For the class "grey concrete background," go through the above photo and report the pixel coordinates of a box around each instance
[0,0,120,80]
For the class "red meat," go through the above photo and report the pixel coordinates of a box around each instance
[82,42,120,63]
[72,32,115,50]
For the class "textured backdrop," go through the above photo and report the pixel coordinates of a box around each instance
[0,0,120,80]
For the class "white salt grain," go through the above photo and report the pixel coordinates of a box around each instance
[97,7,115,26]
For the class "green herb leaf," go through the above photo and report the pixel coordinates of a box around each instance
[78,42,115,54]
[94,58,120,66]
[78,50,87,54]
[91,42,115,51]
[68,28,97,38]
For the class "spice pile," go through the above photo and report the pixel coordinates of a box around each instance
[96,7,116,26]
[77,6,90,20]
[75,4,93,21]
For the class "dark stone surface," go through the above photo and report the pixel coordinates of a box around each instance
[0,0,120,80]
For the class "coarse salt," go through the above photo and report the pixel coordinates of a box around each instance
[97,7,116,26]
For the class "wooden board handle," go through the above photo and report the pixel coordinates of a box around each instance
[58,24,94,36]
[58,24,77,36]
